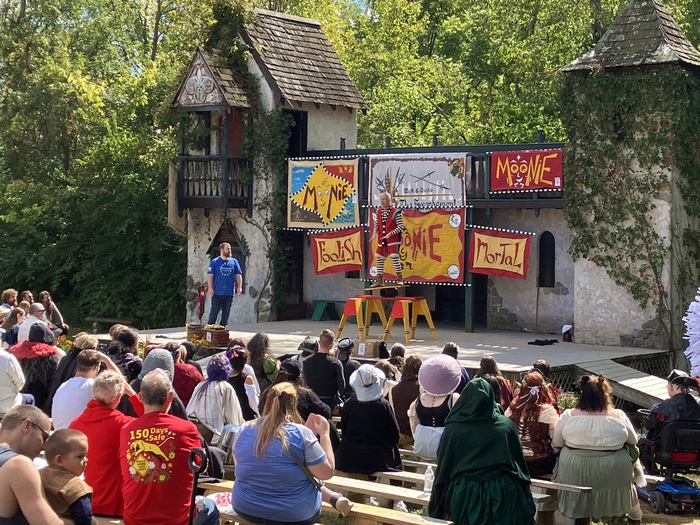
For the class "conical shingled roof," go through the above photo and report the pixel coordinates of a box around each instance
[561,0,700,71]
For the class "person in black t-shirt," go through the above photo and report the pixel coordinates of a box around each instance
[336,338,360,398]
[302,329,344,410]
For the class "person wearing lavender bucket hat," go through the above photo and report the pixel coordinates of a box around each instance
[408,354,462,460]
[335,365,402,474]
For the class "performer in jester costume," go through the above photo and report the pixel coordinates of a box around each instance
[371,192,405,287]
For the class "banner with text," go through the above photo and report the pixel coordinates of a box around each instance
[490,149,563,192]
[311,227,364,275]
[468,229,531,280]
[368,209,465,283]
[288,159,359,228]
[369,154,469,208]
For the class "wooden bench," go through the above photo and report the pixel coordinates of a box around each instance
[200,480,452,525]
[85,317,134,334]
[310,300,344,321]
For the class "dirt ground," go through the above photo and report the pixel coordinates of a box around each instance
[640,501,700,524]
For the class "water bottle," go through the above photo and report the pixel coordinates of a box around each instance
[368,497,380,506]
[423,465,434,493]
[393,501,409,512]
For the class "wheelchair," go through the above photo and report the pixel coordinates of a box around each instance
[636,415,700,514]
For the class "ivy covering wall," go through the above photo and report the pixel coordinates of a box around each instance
[560,66,700,352]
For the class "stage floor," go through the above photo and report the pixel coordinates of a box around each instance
[140,319,663,374]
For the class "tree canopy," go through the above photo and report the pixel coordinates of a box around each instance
[1,0,699,327]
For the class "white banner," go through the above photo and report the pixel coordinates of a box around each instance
[369,153,469,208]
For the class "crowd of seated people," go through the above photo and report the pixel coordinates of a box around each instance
[1,303,698,525]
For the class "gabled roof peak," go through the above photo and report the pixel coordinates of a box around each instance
[562,0,700,72]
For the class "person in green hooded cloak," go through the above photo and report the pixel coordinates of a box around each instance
[428,378,536,525]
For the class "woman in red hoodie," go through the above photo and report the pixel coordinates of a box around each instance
[69,370,143,518]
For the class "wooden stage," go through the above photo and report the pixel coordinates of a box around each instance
[139,320,671,407]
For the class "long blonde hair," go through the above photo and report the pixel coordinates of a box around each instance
[254,382,302,458]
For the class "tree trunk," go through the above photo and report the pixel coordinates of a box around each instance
[150,0,161,61]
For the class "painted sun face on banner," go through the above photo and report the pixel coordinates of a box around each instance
[288,159,360,228]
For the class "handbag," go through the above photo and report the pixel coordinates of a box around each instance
[288,449,325,489]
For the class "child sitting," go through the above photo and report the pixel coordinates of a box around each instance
[40,429,94,525]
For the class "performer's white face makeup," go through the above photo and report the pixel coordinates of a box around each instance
[380,193,391,209]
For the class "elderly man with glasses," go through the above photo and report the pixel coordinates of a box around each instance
[0,405,62,524]
[17,304,47,344]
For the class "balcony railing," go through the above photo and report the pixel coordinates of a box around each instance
[178,155,252,209]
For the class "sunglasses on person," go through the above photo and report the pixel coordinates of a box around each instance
[29,420,50,444]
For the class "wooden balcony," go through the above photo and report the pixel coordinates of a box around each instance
[178,155,252,211]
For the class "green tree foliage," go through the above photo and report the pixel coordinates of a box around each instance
[0,0,214,327]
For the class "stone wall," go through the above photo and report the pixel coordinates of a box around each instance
[477,208,574,333]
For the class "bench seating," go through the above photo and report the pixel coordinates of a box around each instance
[85,317,134,334]
[220,501,452,525]
[311,300,344,321]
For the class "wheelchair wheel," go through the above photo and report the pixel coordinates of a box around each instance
[651,491,666,514]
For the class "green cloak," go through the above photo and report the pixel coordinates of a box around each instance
[428,378,536,525]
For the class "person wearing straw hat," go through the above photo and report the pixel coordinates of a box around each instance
[335,365,402,475]
[408,354,462,460]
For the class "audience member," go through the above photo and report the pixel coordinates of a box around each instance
[375,360,398,397]
[180,341,204,374]
[295,336,319,371]
[17,301,30,316]
[530,359,560,408]
[17,303,47,343]
[10,322,61,411]
[505,372,559,477]
[20,291,33,304]
[186,354,244,443]
[165,342,204,406]
[479,374,504,413]
[388,343,405,378]
[232,382,352,523]
[228,337,260,394]
[303,329,344,411]
[639,369,700,474]
[429,378,536,525]
[38,291,69,336]
[265,360,332,422]
[441,342,470,394]
[39,429,93,525]
[120,369,200,525]
[0,289,18,318]
[336,337,360,397]
[388,355,421,445]
[44,333,98,415]
[248,332,278,392]
[0,340,30,414]
[0,405,63,524]
[51,350,103,429]
[335,365,402,475]
[226,345,259,420]
[105,327,142,382]
[1,308,25,347]
[475,356,513,410]
[408,354,461,460]
[552,374,641,523]
[70,370,143,517]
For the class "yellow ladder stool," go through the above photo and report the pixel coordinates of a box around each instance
[411,297,438,341]
[383,299,412,344]
[337,298,365,341]
[358,294,388,337]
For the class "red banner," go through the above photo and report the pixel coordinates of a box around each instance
[490,149,563,191]
[468,229,531,280]
[311,227,364,275]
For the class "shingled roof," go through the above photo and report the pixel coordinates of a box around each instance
[172,48,250,109]
[561,0,700,71]
[241,9,368,110]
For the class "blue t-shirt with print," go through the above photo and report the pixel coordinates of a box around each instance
[232,422,326,523]
[207,257,242,296]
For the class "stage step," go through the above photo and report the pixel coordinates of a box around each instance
[575,359,668,408]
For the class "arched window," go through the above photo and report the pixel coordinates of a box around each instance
[539,231,555,288]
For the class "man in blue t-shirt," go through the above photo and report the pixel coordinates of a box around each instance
[207,242,243,326]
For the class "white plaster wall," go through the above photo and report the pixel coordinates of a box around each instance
[186,201,273,325]
[306,104,358,150]
[478,208,574,333]
[246,56,276,112]
[574,195,672,346]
